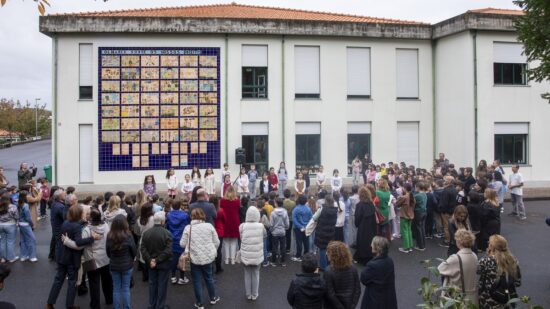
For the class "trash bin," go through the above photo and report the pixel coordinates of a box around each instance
[43,165,52,183]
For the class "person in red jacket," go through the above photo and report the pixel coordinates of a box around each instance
[210,195,225,274]
[221,186,241,265]
[268,167,279,193]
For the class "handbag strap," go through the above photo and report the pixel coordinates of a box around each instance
[457,254,465,293]
[187,224,192,261]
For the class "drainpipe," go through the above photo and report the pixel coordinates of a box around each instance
[472,30,479,166]
[431,39,437,159]
[52,35,59,185]
[224,34,229,164]
[281,35,286,162]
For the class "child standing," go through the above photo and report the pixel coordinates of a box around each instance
[351,156,362,187]
[181,174,194,200]
[221,174,232,197]
[39,178,50,220]
[143,175,156,197]
[17,191,37,262]
[191,166,202,188]
[268,167,279,194]
[166,168,178,199]
[270,198,289,267]
[330,169,342,193]
[316,165,326,191]
[396,183,415,253]
[204,168,215,195]
[247,165,259,199]
[166,199,190,285]
[237,167,250,196]
[277,162,288,198]
[221,163,231,184]
[413,181,428,251]
[294,172,306,196]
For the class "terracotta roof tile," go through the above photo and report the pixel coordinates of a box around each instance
[51,3,427,25]
[467,7,524,16]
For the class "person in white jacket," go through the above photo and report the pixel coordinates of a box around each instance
[180,208,221,308]
[239,206,266,301]
[237,167,249,196]
[330,169,342,193]
[165,168,178,199]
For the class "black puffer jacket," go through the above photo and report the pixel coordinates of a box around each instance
[106,235,137,272]
[323,266,361,309]
[314,206,337,250]
[438,186,457,214]
[287,273,327,309]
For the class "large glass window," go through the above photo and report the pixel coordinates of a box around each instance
[493,42,527,86]
[494,134,527,164]
[79,44,93,100]
[242,135,269,175]
[296,134,321,173]
[242,45,268,99]
[347,134,370,174]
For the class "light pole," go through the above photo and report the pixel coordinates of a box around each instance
[35,98,41,139]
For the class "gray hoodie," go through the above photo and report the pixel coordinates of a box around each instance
[269,207,289,237]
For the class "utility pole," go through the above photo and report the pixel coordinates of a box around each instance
[35,98,41,139]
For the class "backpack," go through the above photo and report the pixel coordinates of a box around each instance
[490,272,518,304]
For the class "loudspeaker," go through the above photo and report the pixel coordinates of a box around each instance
[235,148,246,165]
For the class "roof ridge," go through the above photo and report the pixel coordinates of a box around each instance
[467,7,523,13]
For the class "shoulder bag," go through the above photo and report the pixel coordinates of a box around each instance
[491,272,518,304]
[178,225,192,272]
[82,228,98,273]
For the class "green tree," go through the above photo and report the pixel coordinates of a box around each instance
[0,98,51,139]
[513,0,550,101]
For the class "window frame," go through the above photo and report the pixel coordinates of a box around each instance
[347,133,371,175]
[79,43,93,100]
[294,45,321,99]
[494,134,528,165]
[493,63,527,86]
[242,66,269,99]
[346,47,372,99]
[395,48,420,100]
[241,134,269,176]
[295,134,321,173]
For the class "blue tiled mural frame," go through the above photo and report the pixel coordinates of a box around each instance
[98,47,221,171]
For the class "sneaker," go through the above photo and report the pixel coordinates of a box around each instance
[171,277,177,284]
[251,295,258,301]
[262,262,269,267]
[224,259,229,265]
[508,212,518,216]
[398,248,410,253]
[438,242,450,248]
[425,235,433,239]
[38,216,43,221]
[8,256,19,263]
[247,295,252,300]
[434,233,443,239]
[0,259,5,263]
[291,256,302,262]
[270,262,277,267]
[30,258,38,263]
[281,262,287,267]
[178,277,189,285]
[231,259,235,265]
[210,296,221,305]
[413,246,426,252]
[519,216,527,220]
[194,303,204,309]
[20,257,28,262]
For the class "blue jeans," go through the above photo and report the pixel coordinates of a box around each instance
[111,268,133,309]
[171,251,184,277]
[0,224,17,260]
[319,248,328,271]
[294,229,309,258]
[190,263,217,305]
[47,263,78,307]
[263,237,269,264]
[343,216,349,245]
[19,225,36,259]
[148,265,170,309]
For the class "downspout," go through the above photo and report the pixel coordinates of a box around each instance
[52,34,59,185]
[431,39,437,159]
[224,34,229,164]
[281,35,286,162]
[472,30,479,166]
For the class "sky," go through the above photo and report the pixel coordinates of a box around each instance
[0,0,518,109]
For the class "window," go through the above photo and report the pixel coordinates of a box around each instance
[242,45,268,98]
[493,42,527,85]
[397,122,419,167]
[347,47,371,98]
[242,123,269,175]
[494,123,528,164]
[295,46,320,98]
[296,122,321,173]
[396,49,419,99]
[347,122,371,174]
[79,44,93,100]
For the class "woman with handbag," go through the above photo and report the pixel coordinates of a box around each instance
[239,206,266,300]
[437,229,479,306]
[62,208,113,309]
[180,208,221,309]
[375,179,392,240]
[353,187,377,265]
[478,235,521,309]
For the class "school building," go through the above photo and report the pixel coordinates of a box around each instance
[39,4,550,187]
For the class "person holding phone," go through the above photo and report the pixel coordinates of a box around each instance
[18,162,37,189]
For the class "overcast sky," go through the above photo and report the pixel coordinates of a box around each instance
[0,0,518,109]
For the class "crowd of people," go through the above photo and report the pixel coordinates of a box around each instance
[0,154,531,308]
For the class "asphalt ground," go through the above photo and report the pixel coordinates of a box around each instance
[0,139,51,186]
[0,200,548,308]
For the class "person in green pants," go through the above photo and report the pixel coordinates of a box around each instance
[396,183,416,253]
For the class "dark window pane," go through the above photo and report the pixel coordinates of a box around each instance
[296,134,320,172]
[79,86,93,100]
[242,135,268,175]
[514,135,525,164]
[502,64,513,84]
[512,64,526,85]
[242,67,268,98]
[494,63,526,85]
[494,63,502,84]
[347,134,370,173]
[295,93,320,99]
[494,134,527,164]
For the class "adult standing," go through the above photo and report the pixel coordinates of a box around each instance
[189,189,217,225]
[479,189,501,251]
[17,162,37,189]
[467,180,486,251]
[375,179,391,240]
[180,208,221,309]
[239,206,266,300]
[478,235,522,308]
[49,188,67,261]
[360,236,397,309]
[353,187,377,265]
[25,180,42,227]
[221,187,240,264]
[413,181,428,251]
[0,166,9,187]
[46,205,99,309]
[438,176,458,246]
[141,212,173,309]
[324,241,361,309]
[138,203,155,282]
[437,229,479,306]
[0,196,18,263]
[508,164,526,220]
[210,195,225,274]
[313,195,337,271]
[347,186,359,248]
[447,205,472,257]
[104,196,127,227]
[106,215,136,309]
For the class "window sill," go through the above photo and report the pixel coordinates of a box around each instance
[78,99,94,102]
[347,96,372,101]
[396,98,421,101]
[241,98,269,101]
[493,84,531,88]
[294,98,322,101]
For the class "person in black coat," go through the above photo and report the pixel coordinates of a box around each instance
[467,179,486,251]
[353,187,377,265]
[314,195,337,271]
[287,252,327,309]
[46,205,99,309]
[323,241,360,309]
[479,188,501,251]
[438,176,458,245]
[48,188,66,260]
[258,173,274,196]
[360,236,397,309]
